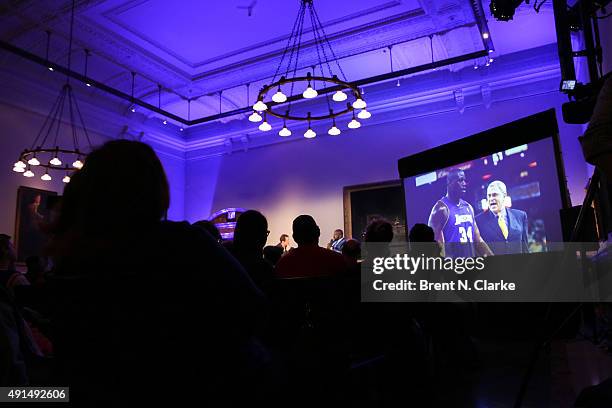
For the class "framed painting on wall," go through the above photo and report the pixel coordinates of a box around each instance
[14,186,58,262]
[343,180,407,241]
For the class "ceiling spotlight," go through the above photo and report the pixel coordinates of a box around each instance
[180,128,184,132]
[130,105,136,113]
[72,158,84,169]
[41,172,52,181]
[48,67,54,72]
[482,32,489,39]
[62,175,71,183]
[27,156,40,166]
[332,90,347,102]
[279,126,292,137]
[23,169,34,178]
[259,120,272,131]
[248,111,263,122]
[490,0,522,21]
[474,64,479,70]
[253,100,268,111]
[86,82,91,87]
[272,89,287,103]
[352,98,367,109]
[303,84,318,99]
[357,109,372,120]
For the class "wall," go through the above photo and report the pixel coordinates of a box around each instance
[185,90,588,246]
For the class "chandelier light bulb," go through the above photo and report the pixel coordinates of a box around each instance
[352,98,367,109]
[62,175,71,183]
[328,125,341,136]
[41,172,52,181]
[279,126,292,137]
[72,159,84,169]
[13,166,25,173]
[253,100,268,111]
[28,156,40,166]
[259,121,272,131]
[248,111,263,122]
[348,118,361,129]
[482,32,489,39]
[23,169,35,178]
[130,105,136,113]
[332,90,347,102]
[489,58,494,63]
[302,85,318,99]
[396,79,401,87]
[357,109,372,120]
[304,127,316,138]
[162,120,167,125]
[14,160,26,169]
[86,82,91,87]
[50,156,62,166]
[272,90,287,103]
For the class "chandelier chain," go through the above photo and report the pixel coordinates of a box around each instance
[307,5,332,112]
[68,88,79,150]
[72,88,92,148]
[271,1,304,84]
[311,5,348,82]
[285,4,307,112]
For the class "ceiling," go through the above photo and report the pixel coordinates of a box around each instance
[0,0,557,128]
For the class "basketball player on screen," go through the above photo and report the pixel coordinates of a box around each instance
[428,169,493,258]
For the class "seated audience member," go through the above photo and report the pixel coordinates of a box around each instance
[363,218,394,259]
[341,238,361,276]
[341,239,361,262]
[263,245,283,266]
[25,256,46,287]
[408,223,441,257]
[326,229,347,252]
[0,235,29,296]
[276,234,291,254]
[276,215,349,278]
[231,210,275,295]
[47,140,266,405]
[193,220,222,242]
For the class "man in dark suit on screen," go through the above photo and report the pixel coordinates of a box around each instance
[475,180,529,254]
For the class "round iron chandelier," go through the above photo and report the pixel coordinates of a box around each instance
[249,0,369,138]
[12,0,92,183]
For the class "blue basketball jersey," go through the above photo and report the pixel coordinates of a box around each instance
[439,196,476,257]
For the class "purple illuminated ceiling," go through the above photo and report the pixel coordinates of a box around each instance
[0,0,559,131]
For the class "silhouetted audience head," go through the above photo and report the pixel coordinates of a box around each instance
[193,220,222,242]
[409,223,435,242]
[233,210,268,252]
[292,215,320,246]
[263,245,283,266]
[0,234,16,269]
[53,140,170,255]
[342,239,361,261]
[25,255,45,285]
[364,218,394,243]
